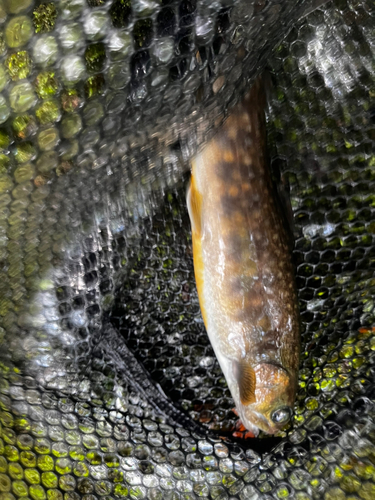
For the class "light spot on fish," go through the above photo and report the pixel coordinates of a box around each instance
[243,155,252,166]
[257,315,271,332]
[224,150,234,163]
[241,112,250,123]
[229,186,239,197]
[227,127,237,140]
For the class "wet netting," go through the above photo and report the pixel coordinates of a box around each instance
[0,0,375,499]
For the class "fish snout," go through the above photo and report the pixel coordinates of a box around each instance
[241,404,293,434]
[240,406,290,435]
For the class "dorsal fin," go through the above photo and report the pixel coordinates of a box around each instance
[237,361,256,406]
[186,174,203,236]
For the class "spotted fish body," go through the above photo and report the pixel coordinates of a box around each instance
[187,77,300,435]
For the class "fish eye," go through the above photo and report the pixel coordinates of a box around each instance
[271,406,292,425]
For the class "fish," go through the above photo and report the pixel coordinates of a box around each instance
[186,75,300,436]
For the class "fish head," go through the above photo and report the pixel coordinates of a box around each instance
[235,362,297,435]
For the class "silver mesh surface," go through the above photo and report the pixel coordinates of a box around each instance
[0,0,375,499]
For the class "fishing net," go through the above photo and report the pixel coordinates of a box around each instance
[0,0,375,498]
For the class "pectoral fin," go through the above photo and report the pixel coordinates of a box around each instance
[186,175,203,236]
[238,361,256,406]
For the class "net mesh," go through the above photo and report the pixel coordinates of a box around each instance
[0,0,375,499]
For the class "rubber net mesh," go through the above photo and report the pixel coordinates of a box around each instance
[0,0,375,499]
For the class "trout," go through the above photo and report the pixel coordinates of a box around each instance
[187,77,300,435]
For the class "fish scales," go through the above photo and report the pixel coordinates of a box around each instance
[187,77,300,435]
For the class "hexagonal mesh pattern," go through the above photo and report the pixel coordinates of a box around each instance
[0,0,375,499]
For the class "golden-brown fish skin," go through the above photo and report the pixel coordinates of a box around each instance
[187,76,300,435]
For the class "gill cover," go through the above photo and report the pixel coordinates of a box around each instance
[255,362,291,391]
